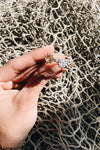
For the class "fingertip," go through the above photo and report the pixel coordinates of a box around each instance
[53,72,62,79]
[31,45,55,63]
[61,68,67,72]
[39,45,55,53]
[43,45,55,54]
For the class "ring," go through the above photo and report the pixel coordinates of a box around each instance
[45,54,67,68]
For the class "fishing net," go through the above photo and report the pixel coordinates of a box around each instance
[0,0,100,149]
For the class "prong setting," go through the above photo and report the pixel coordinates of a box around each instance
[45,54,54,63]
[58,58,67,68]
[45,54,67,68]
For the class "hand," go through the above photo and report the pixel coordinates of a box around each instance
[0,45,65,148]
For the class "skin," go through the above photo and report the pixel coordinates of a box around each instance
[0,45,66,148]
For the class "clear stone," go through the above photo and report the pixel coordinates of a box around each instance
[58,59,67,68]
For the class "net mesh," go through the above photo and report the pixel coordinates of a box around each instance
[0,0,100,150]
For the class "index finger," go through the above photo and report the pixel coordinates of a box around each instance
[0,45,54,81]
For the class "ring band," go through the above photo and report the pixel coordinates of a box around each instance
[45,54,67,68]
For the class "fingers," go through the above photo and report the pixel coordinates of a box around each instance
[38,53,66,79]
[11,45,54,71]
[0,45,54,82]
[15,53,66,110]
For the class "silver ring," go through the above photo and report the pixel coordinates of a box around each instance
[45,54,67,68]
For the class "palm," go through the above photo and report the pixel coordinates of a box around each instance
[0,89,38,148]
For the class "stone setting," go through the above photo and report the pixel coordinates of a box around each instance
[45,54,67,68]
[58,59,67,68]
[45,54,54,63]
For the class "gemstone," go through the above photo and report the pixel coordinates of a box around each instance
[58,59,67,68]
[45,54,54,63]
